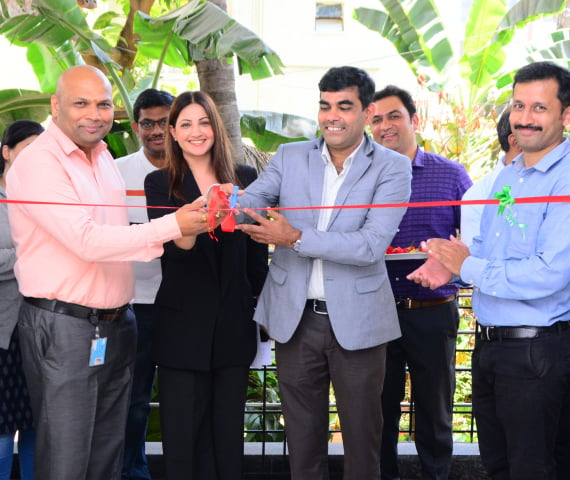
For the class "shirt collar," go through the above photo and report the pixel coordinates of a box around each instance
[321,135,365,170]
[47,122,109,161]
[411,145,423,167]
[513,138,570,173]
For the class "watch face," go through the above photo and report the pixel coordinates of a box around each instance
[293,239,301,251]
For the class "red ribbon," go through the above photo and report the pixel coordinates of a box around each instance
[2,195,570,211]
[205,185,236,240]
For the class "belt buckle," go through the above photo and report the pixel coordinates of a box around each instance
[395,298,413,309]
[482,326,494,341]
[90,307,119,323]
[397,298,413,309]
[311,300,327,315]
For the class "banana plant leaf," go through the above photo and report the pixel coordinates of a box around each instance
[355,0,566,104]
[240,111,318,153]
[0,89,51,132]
[0,0,108,57]
[527,27,570,64]
[0,0,115,93]
[494,0,566,42]
[0,0,283,88]
[355,0,454,80]
[491,27,570,103]
[26,42,79,93]
[0,0,91,46]
[135,0,284,80]
[460,0,566,100]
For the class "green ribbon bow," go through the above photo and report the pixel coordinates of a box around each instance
[494,185,515,216]
[493,185,527,240]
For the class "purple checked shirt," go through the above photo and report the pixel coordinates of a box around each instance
[387,147,472,300]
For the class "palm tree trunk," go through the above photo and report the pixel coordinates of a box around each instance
[196,0,245,163]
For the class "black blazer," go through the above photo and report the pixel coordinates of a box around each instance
[144,164,268,371]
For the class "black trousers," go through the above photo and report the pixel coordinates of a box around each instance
[276,309,387,480]
[472,325,570,480]
[381,300,459,480]
[555,387,570,479]
[158,364,250,480]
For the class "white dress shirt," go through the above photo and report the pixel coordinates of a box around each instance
[307,139,363,300]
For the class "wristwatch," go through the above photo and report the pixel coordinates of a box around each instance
[292,238,302,252]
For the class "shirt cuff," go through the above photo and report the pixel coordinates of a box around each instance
[148,212,182,244]
[460,256,487,287]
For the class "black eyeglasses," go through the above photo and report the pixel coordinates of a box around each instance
[138,118,168,130]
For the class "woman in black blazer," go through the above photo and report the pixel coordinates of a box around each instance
[144,91,268,480]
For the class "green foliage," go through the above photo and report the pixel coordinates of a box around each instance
[453,292,478,442]
[245,368,284,442]
[240,111,319,153]
[135,1,283,81]
[0,0,284,152]
[355,0,570,176]
[0,89,51,133]
[394,292,478,443]
[106,118,138,158]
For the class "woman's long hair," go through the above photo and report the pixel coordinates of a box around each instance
[0,120,44,176]
[165,91,239,202]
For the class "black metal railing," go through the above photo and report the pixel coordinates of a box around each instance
[242,288,478,447]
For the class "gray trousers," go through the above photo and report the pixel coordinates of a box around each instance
[276,308,387,480]
[18,302,137,480]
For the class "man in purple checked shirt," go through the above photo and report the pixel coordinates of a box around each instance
[369,85,472,480]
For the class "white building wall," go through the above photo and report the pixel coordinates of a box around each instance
[228,0,418,121]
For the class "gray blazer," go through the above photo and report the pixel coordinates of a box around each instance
[240,135,412,350]
[0,184,22,349]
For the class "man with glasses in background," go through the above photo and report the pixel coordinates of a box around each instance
[116,88,174,480]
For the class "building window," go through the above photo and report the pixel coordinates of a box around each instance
[315,3,343,33]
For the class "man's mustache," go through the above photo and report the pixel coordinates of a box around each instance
[514,124,542,131]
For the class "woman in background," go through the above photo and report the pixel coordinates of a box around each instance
[0,119,44,480]
[144,91,268,480]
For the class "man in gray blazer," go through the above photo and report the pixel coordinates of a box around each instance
[236,66,412,480]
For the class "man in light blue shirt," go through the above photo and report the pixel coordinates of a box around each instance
[408,61,570,480]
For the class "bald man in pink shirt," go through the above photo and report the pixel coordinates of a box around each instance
[6,66,214,480]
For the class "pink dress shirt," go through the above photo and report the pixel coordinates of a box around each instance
[6,123,181,309]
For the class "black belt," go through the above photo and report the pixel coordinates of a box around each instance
[395,294,456,310]
[24,297,129,322]
[478,321,570,341]
[305,299,328,315]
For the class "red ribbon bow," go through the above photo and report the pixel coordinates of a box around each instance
[206,185,236,240]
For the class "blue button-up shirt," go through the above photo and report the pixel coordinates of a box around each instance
[461,139,570,327]
[388,147,472,300]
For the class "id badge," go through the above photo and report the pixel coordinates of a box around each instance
[89,336,107,367]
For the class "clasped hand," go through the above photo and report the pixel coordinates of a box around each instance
[175,195,228,237]
[406,235,470,290]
